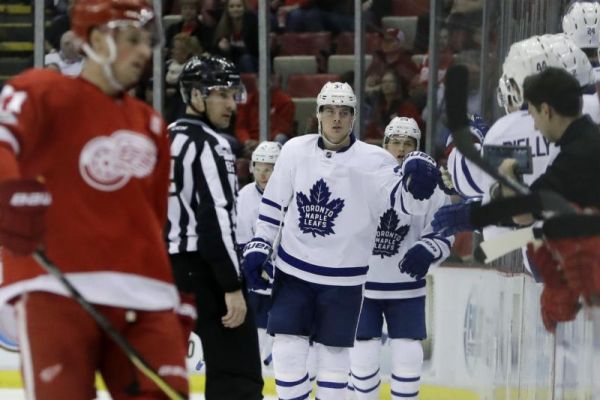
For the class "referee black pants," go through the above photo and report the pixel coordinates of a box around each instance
[169,252,263,400]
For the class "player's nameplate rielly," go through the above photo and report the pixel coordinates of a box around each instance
[482,144,533,175]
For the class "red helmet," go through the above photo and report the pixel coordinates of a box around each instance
[71,0,156,42]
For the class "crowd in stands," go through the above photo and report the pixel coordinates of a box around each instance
[42,0,484,190]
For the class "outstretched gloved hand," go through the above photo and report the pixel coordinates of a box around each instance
[401,152,440,201]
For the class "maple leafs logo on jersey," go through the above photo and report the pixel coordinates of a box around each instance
[296,179,345,237]
[372,208,409,258]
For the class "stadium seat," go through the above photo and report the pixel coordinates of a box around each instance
[327,54,373,76]
[382,16,418,49]
[286,74,341,98]
[334,32,382,55]
[292,98,317,135]
[273,56,318,90]
[391,0,429,16]
[278,32,332,56]
[162,15,182,35]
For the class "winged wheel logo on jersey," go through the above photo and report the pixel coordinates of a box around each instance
[79,130,157,191]
[296,179,344,237]
[372,208,410,258]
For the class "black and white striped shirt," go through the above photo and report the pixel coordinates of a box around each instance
[166,115,240,291]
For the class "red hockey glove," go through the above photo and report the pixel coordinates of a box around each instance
[0,179,51,256]
[527,242,562,287]
[540,283,580,333]
[547,237,600,305]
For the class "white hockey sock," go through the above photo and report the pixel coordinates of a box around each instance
[307,342,317,381]
[349,339,381,400]
[273,334,312,400]
[257,328,274,366]
[390,339,423,400]
[315,343,349,400]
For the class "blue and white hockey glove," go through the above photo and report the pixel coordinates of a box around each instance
[242,238,274,291]
[399,238,441,280]
[432,202,474,237]
[401,152,441,201]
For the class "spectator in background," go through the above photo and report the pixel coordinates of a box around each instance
[45,30,83,76]
[366,68,424,142]
[202,0,228,27]
[45,0,74,52]
[164,33,202,122]
[236,74,295,149]
[165,0,213,54]
[409,25,454,112]
[445,11,481,53]
[286,0,354,34]
[365,28,419,95]
[270,0,307,32]
[213,0,259,72]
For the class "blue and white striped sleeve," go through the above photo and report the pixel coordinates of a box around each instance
[447,144,485,199]
[420,191,454,264]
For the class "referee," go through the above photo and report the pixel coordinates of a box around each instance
[166,55,263,400]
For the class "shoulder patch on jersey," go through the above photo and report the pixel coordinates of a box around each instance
[296,178,344,237]
[372,208,410,258]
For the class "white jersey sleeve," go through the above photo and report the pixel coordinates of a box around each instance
[447,143,485,198]
[236,183,262,246]
[582,93,600,124]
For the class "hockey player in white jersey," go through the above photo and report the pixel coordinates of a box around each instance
[562,1,600,122]
[436,34,595,245]
[236,141,281,367]
[241,82,442,400]
[444,114,489,198]
[349,117,452,400]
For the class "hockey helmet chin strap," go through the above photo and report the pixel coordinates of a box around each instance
[82,33,125,92]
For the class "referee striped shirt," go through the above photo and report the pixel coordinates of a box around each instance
[166,115,240,290]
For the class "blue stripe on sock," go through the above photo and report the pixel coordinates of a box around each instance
[391,390,419,398]
[351,368,380,380]
[316,380,347,389]
[353,380,381,393]
[276,373,309,387]
[391,374,420,382]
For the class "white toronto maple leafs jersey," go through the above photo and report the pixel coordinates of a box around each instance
[479,110,559,241]
[366,188,452,299]
[582,93,600,124]
[237,182,273,295]
[254,134,434,286]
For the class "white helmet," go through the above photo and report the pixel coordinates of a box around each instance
[539,33,593,86]
[497,34,592,113]
[383,117,421,149]
[250,141,281,173]
[316,82,357,144]
[562,1,600,49]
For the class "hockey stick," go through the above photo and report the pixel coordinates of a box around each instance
[32,251,185,400]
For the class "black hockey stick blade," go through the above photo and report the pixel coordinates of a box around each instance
[32,251,185,400]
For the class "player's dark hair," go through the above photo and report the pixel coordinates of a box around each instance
[523,67,582,117]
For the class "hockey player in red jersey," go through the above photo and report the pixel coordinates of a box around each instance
[0,0,189,398]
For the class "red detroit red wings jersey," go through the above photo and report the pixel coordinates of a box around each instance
[0,69,172,286]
